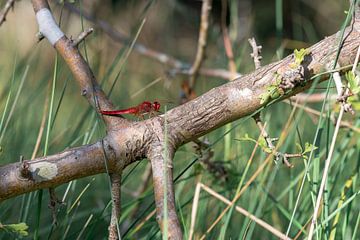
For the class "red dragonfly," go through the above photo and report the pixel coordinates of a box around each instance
[100,101,161,118]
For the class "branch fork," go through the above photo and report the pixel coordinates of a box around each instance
[1,1,360,239]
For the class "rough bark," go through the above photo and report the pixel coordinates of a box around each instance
[1,0,360,239]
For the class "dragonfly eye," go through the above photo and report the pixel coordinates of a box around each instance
[153,101,161,111]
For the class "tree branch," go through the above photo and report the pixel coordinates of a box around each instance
[61,1,241,80]
[165,27,360,145]
[0,0,15,27]
[1,17,359,202]
[31,0,125,129]
[109,173,121,240]
[189,0,212,88]
[1,3,360,238]
[148,142,182,239]
[0,139,118,201]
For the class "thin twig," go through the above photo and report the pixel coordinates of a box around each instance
[221,0,237,80]
[72,28,94,47]
[200,99,299,239]
[0,0,15,27]
[249,38,298,168]
[189,0,212,88]
[189,182,202,240]
[200,183,292,240]
[31,81,51,160]
[287,101,360,133]
[61,1,242,81]
[290,93,338,103]
[248,37,262,70]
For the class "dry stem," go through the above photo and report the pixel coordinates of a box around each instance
[189,0,212,88]
[0,0,15,26]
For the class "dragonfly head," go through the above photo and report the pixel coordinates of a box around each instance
[153,101,161,111]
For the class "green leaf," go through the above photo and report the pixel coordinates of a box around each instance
[348,95,360,110]
[303,142,318,155]
[236,134,257,144]
[260,92,271,104]
[294,48,310,66]
[1,222,29,237]
[345,71,360,94]
[258,136,272,153]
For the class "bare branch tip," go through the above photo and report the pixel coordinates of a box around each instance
[0,0,15,27]
[72,28,94,47]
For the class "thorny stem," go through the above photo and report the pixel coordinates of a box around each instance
[248,37,263,70]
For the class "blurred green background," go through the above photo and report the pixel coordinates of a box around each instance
[0,0,359,239]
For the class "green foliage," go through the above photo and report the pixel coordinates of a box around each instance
[290,48,310,68]
[297,142,318,160]
[236,134,272,154]
[259,75,284,105]
[345,71,360,94]
[0,222,29,237]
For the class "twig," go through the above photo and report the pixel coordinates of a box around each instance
[32,0,122,129]
[189,182,201,240]
[200,183,292,240]
[221,0,237,79]
[48,188,63,226]
[290,93,337,103]
[0,0,15,26]
[72,28,94,47]
[248,37,263,70]
[189,0,212,88]
[199,98,299,239]
[31,80,51,160]
[249,38,299,168]
[61,1,242,80]
[287,101,360,133]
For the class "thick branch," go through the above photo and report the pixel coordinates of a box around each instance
[109,173,121,240]
[0,139,118,201]
[146,118,182,239]
[1,21,359,202]
[31,0,126,129]
[165,27,360,146]
[148,143,182,240]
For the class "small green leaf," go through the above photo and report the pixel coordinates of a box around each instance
[274,74,282,85]
[348,95,360,110]
[303,142,318,155]
[258,136,272,153]
[1,222,29,237]
[236,134,258,144]
[260,92,271,104]
[345,71,360,94]
[294,48,310,66]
